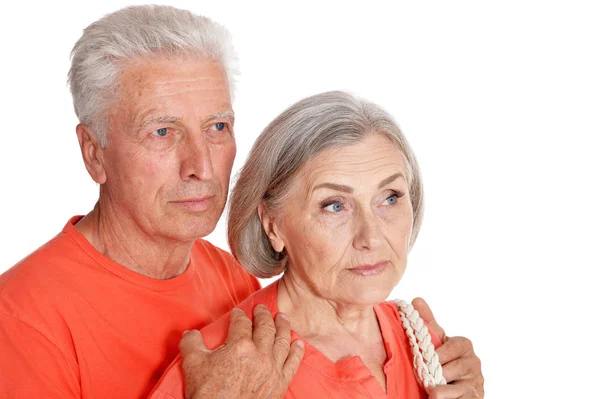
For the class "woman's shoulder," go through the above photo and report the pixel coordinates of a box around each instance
[375,300,443,349]
[147,281,280,399]
[200,280,280,350]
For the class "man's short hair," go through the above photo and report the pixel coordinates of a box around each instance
[68,5,238,147]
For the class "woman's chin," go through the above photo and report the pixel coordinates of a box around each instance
[344,286,394,307]
[344,270,401,304]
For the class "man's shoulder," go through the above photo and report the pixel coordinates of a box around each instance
[192,238,232,256]
[191,239,240,269]
[190,238,261,295]
[0,228,89,345]
[1,230,81,290]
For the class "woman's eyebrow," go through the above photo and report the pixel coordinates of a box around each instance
[313,182,353,193]
[312,173,405,194]
[378,172,405,188]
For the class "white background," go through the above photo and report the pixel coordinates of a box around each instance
[1,1,599,398]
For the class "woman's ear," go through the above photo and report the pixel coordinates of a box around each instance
[76,123,107,184]
[258,202,285,253]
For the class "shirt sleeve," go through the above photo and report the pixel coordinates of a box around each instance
[0,313,80,398]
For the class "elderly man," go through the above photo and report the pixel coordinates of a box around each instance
[0,5,483,399]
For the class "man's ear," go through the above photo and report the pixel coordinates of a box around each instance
[76,124,107,185]
[257,202,285,253]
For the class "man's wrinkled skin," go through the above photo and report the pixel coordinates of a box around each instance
[412,298,484,399]
[180,305,305,399]
[180,299,483,399]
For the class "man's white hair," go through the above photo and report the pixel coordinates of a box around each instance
[68,5,239,147]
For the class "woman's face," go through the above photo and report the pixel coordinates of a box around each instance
[268,134,414,306]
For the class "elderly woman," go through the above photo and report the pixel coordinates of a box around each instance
[150,91,472,398]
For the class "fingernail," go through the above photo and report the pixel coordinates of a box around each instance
[278,312,289,320]
[295,340,305,348]
[182,330,190,336]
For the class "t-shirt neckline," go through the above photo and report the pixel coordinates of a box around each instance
[62,215,197,292]
[266,280,395,389]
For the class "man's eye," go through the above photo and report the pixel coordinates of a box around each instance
[323,202,343,213]
[214,122,226,131]
[152,127,168,137]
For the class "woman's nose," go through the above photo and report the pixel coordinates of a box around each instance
[352,210,383,251]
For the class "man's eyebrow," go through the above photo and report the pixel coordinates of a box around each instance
[378,172,405,188]
[138,112,234,130]
[207,111,235,121]
[139,116,181,130]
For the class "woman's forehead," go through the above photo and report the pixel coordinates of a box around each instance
[297,136,407,190]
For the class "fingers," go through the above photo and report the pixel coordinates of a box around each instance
[441,353,481,383]
[436,336,484,398]
[225,308,253,346]
[282,340,305,384]
[428,383,480,399]
[436,336,472,366]
[412,297,446,342]
[272,313,292,368]
[252,305,277,354]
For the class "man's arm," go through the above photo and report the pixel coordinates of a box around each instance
[0,313,80,398]
[412,298,485,399]
[178,305,305,399]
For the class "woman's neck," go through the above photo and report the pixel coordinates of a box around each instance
[276,271,389,391]
[276,271,384,358]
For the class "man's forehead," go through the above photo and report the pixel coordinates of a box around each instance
[112,58,233,126]
[118,57,230,95]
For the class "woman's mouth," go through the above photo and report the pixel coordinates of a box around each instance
[348,261,388,277]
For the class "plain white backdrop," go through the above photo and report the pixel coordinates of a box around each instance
[1,1,599,398]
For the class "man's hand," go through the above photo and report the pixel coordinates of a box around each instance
[412,298,484,399]
[179,305,305,399]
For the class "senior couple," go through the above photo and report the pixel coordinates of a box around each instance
[0,5,483,399]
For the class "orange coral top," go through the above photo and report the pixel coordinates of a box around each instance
[149,281,441,399]
[0,216,260,398]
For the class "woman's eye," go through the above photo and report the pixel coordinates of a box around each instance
[384,193,401,206]
[324,202,343,213]
[152,127,168,137]
[213,122,226,131]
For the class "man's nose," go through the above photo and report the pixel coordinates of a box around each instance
[352,209,383,251]
[180,134,214,181]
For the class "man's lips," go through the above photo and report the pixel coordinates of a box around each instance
[348,261,389,277]
[170,196,215,212]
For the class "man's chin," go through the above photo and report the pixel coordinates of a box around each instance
[160,213,220,242]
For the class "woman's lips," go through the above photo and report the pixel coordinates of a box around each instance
[348,261,388,277]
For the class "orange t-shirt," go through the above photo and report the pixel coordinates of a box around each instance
[0,216,260,398]
[150,281,442,399]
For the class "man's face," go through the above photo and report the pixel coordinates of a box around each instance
[99,56,236,242]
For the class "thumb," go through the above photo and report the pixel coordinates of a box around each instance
[412,297,447,343]
[179,329,210,358]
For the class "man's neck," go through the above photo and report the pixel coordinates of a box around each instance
[75,202,194,280]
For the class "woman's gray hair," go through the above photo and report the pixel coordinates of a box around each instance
[228,91,424,278]
[68,5,239,147]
